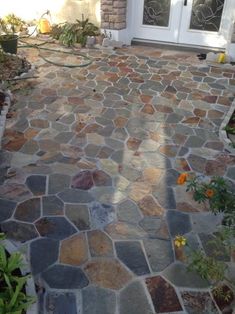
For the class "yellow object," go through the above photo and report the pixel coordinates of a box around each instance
[174,236,187,248]
[217,53,226,63]
[39,18,51,34]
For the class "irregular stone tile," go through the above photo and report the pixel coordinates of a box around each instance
[99,159,119,176]
[20,140,39,155]
[105,222,147,240]
[128,182,152,202]
[138,139,159,152]
[36,217,77,240]
[139,217,169,239]
[142,167,163,185]
[71,171,93,190]
[60,233,88,266]
[42,195,64,216]
[143,152,171,169]
[58,188,94,203]
[0,199,16,222]
[54,132,74,144]
[26,175,46,196]
[185,136,205,148]
[84,259,132,290]
[46,292,78,314]
[0,183,31,202]
[114,116,128,128]
[65,204,90,230]
[82,286,116,314]
[159,145,179,157]
[205,141,224,151]
[48,173,71,194]
[1,221,38,242]
[146,276,182,313]
[114,175,130,192]
[38,139,60,152]
[205,159,226,176]
[42,265,89,289]
[181,291,218,314]
[188,154,207,173]
[167,210,192,237]
[119,281,154,314]
[2,130,27,151]
[117,199,142,223]
[30,119,49,129]
[92,170,112,186]
[84,144,100,157]
[88,230,113,257]
[143,238,173,272]
[89,202,115,228]
[191,212,222,234]
[163,262,209,288]
[97,146,114,159]
[152,184,176,209]
[138,195,164,217]
[30,238,59,275]
[126,137,141,151]
[226,166,235,180]
[14,198,41,222]
[115,241,150,275]
[119,165,141,181]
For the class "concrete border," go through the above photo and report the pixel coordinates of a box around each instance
[219,99,235,154]
[0,89,12,148]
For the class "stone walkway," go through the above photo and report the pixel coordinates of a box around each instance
[0,43,235,313]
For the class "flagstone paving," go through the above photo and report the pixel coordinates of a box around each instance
[0,43,235,313]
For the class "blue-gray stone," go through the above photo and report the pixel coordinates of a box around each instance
[26,175,46,196]
[163,262,209,288]
[167,210,192,237]
[58,188,94,203]
[1,221,38,242]
[42,195,64,216]
[143,238,174,272]
[35,217,76,240]
[82,286,116,314]
[46,292,77,314]
[0,199,16,222]
[89,202,115,228]
[30,238,59,275]
[48,173,71,194]
[115,241,150,276]
[42,265,89,289]
[152,185,176,209]
[119,281,154,314]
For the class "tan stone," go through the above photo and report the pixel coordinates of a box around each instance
[128,182,151,202]
[143,168,163,185]
[105,222,147,239]
[60,234,88,266]
[138,195,165,217]
[114,116,128,128]
[84,259,132,290]
[88,230,113,257]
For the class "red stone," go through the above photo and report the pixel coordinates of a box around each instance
[72,171,93,190]
[3,130,26,151]
[92,170,111,186]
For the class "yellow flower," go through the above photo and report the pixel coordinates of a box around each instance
[177,173,188,185]
[205,189,214,198]
[174,235,187,248]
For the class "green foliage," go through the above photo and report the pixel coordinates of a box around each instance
[186,176,235,226]
[0,14,25,37]
[0,235,35,314]
[51,18,100,47]
[224,125,235,134]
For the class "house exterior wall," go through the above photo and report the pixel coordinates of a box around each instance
[101,0,127,30]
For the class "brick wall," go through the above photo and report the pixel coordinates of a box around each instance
[101,0,127,30]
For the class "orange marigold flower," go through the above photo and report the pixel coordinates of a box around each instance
[205,189,214,198]
[177,173,188,185]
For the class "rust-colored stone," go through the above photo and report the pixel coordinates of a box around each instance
[128,182,152,202]
[114,116,128,128]
[87,230,113,257]
[126,137,141,151]
[141,104,155,114]
[138,195,164,217]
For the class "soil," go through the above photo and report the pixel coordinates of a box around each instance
[0,91,5,114]
[0,53,31,81]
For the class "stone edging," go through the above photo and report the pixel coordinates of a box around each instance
[219,99,235,154]
[0,89,12,148]
[2,239,38,314]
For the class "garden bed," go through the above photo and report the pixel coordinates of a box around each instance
[0,53,32,81]
[0,89,12,147]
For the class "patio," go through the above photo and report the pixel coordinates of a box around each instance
[0,42,235,313]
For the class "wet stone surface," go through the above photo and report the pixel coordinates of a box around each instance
[0,43,235,313]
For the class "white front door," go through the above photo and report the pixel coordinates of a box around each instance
[132,0,234,49]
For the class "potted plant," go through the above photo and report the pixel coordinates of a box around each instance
[0,14,25,54]
[0,233,37,313]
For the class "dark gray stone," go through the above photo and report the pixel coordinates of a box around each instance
[1,221,38,242]
[82,286,116,314]
[152,185,176,209]
[30,238,59,275]
[42,265,89,289]
[0,199,16,222]
[117,200,142,224]
[36,217,77,240]
[119,281,154,314]
[115,241,150,276]
[26,175,46,196]
[163,262,209,288]
[89,202,115,228]
[167,210,192,237]
[54,132,74,144]
[227,167,235,181]
[185,136,205,148]
[161,169,180,186]
[143,238,174,272]
[42,195,64,216]
[48,173,71,194]
[46,292,77,314]
[58,189,94,203]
